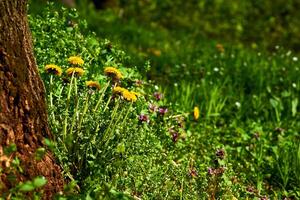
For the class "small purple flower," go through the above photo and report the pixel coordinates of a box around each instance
[215,148,225,160]
[246,186,256,194]
[138,114,150,123]
[148,103,158,112]
[207,167,214,175]
[260,196,269,200]
[153,92,163,101]
[172,132,179,142]
[158,107,168,115]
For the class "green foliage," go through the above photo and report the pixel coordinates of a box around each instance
[24,1,300,199]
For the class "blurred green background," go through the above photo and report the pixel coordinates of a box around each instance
[30,0,300,51]
[29,0,300,82]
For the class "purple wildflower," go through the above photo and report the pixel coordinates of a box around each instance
[208,167,214,175]
[158,107,168,115]
[138,114,150,123]
[215,148,225,160]
[172,132,179,142]
[153,92,163,101]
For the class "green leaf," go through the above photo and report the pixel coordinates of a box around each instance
[116,143,125,153]
[33,176,47,188]
[292,98,298,117]
[19,182,35,192]
[270,98,278,108]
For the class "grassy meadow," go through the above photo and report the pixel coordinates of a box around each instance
[3,1,300,199]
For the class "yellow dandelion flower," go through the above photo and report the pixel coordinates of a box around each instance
[122,90,137,102]
[45,64,62,76]
[113,86,127,94]
[86,81,101,90]
[66,67,85,77]
[104,67,123,80]
[193,106,199,120]
[68,56,84,65]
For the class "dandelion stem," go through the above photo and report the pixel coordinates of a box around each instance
[63,73,74,140]
[103,94,113,112]
[49,75,56,124]
[78,92,89,132]
[49,75,53,108]
[69,78,79,139]
[94,81,110,112]
[119,102,133,131]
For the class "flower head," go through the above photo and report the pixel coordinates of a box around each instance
[172,132,179,142]
[113,86,127,94]
[153,92,163,101]
[158,107,168,115]
[104,67,123,80]
[215,148,225,160]
[122,90,137,102]
[193,106,199,120]
[66,67,85,77]
[138,114,150,123]
[86,81,101,90]
[45,64,62,76]
[68,56,84,66]
[149,103,158,112]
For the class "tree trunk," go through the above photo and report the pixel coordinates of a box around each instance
[0,0,64,198]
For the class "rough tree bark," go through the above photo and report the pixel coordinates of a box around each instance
[0,0,64,198]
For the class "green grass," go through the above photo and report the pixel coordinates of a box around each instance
[3,1,298,199]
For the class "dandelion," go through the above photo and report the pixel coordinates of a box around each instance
[45,64,62,76]
[68,56,84,66]
[104,67,123,80]
[193,106,199,120]
[113,86,127,94]
[66,67,85,77]
[122,90,137,102]
[86,81,101,90]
